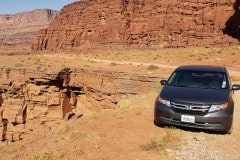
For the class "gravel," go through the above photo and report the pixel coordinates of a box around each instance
[169,91,240,160]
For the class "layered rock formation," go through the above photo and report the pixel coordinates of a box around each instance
[0,9,58,44]
[32,0,240,51]
[0,67,160,110]
[0,67,161,141]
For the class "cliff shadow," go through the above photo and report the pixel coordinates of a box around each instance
[223,0,240,40]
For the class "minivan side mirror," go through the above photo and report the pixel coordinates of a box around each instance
[160,80,167,85]
[232,84,240,90]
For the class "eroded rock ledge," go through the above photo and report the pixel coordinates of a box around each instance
[0,67,161,141]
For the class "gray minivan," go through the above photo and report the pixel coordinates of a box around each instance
[154,65,240,133]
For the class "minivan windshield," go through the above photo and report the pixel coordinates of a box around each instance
[167,70,228,89]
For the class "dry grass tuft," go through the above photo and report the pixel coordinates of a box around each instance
[140,127,180,152]
[114,93,157,116]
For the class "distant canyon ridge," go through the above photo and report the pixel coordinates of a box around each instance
[1,0,240,50]
[0,9,58,44]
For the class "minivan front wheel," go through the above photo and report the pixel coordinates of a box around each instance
[225,123,233,134]
[154,120,165,128]
[225,122,233,134]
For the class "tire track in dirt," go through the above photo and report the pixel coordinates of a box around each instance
[48,54,240,77]
[78,58,177,69]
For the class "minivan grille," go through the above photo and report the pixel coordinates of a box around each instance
[170,101,211,115]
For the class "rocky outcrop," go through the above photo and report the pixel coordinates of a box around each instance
[0,9,58,44]
[0,67,161,141]
[32,0,240,51]
[0,67,161,109]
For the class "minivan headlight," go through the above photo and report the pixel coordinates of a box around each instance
[209,103,228,112]
[158,96,171,107]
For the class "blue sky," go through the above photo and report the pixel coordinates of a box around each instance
[0,0,78,14]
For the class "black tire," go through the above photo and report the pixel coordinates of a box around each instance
[154,120,165,127]
[226,124,233,134]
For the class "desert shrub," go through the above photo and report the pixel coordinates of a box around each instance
[147,65,159,70]
[141,137,163,151]
[14,63,23,68]
[110,63,118,66]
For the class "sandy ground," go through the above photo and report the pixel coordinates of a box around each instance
[1,46,240,159]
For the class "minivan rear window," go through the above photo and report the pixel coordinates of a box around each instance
[167,70,228,89]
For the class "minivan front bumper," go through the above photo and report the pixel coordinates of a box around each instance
[154,102,233,132]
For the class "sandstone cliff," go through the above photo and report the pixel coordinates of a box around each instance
[32,0,240,51]
[0,9,58,44]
